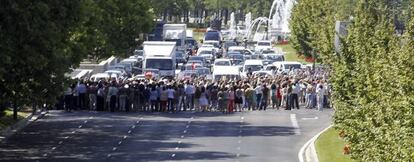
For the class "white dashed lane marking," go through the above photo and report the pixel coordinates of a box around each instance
[43,116,94,158]
[107,115,144,159]
[171,115,194,159]
[290,114,301,135]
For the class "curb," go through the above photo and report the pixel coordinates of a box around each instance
[298,125,333,162]
[0,110,48,142]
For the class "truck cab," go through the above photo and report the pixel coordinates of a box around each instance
[163,24,187,51]
[143,41,176,78]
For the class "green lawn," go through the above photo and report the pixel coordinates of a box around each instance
[275,44,309,64]
[315,127,354,162]
[193,31,204,42]
[0,108,31,130]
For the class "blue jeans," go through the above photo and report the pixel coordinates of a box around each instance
[256,94,262,109]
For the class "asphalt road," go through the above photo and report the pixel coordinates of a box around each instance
[0,108,332,162]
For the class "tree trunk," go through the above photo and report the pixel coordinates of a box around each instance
[13,101,17,120]
[224,8,229,25]
[163,9,168,21]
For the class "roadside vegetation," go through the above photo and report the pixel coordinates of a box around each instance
[290,0,414,161]
[315,128,354,162]
[0,108,31,130]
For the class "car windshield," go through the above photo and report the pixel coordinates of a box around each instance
[205,32,220,41]
[258,42,270,46]
[285,64,302,70]
[261,50,275,54]
[199,50,212,55]
[134,50,143,56]
[244,65,263,72]
[231,60,244,65]
[189,57,204,62]
[215,61,231,66]
[185,39,196,46]
[284,64,302,70]
[176,52,184,57]
[145,59,173,70]
[228,54,243,60]
[226,42,237,47]
[266,55,284,61]
[196,68,210,75]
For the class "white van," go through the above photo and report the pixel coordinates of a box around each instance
[212,66,241,82]
[272,61,303,73]
[241,59,264,78]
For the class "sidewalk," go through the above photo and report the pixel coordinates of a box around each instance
[0,110,48,142]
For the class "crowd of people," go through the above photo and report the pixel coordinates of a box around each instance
[59,67,331,113]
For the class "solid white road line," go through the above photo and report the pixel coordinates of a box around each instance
[298,125,332,162]
[290,114,301,135]
[301,117,319,120]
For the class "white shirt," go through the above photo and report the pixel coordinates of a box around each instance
[292,84,301,94]
[255,86,262,94]
[316,87,325,97]
[185,85,195,95]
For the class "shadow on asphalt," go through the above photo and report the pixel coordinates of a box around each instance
[0,111,295,162]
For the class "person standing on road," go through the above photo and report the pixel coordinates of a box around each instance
[149,85,159,112]
[160,86,168,112]
[184,82,195,111]
[118,84,129,112]
[227,87,235,113]
[291,82,300,109]
[107,82,118,112]
[96,83,105,111]
[260,84,269,110]
[64,84,74,112]
[76,80,87,110]
[235,86,243,112]
[199,86,208,112]
[87,82,97,111]
[177,83,185,112]
[210,85,218,111]
[244,85,254,111]
[167,85,175,112]
[255,84,263,110]
[316,84,325,111]
[271,83,277,109]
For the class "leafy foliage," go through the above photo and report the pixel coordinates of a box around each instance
[0,0,154,115]
[291,0,414,161]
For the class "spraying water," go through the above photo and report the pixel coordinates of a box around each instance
[243,0,296,41]
[229,12,236,39]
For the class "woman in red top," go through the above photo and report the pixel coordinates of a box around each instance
[276,82,282,109]
[227,87,235,113]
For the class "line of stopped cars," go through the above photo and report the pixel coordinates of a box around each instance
[90,25,314,82]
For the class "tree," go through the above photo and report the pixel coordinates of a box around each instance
[0,0,88,118]
[83,0,154,61]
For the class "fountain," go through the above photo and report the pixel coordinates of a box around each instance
[245,12,252,29]
[229,12,237,39]
[269,0,296,36]
[243,0,296,41]
[245,17,271,41]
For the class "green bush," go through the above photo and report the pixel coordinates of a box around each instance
[291,0,414,161]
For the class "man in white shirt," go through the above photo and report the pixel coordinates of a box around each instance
[291,82,301,109]
[255,84,263,110]
[184,82,195,111]
[167,86,176,111]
